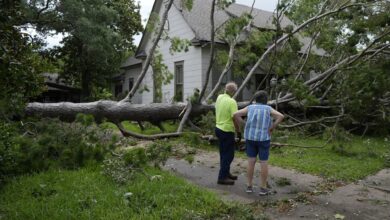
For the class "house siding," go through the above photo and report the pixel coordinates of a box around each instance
[123,65,142,104]
[139,4,203,103]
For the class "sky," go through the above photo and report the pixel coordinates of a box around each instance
[43,0,278,48]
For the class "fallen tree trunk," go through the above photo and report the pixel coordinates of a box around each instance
[26,99,310,122]
[25,101,214,123]
[25,99,328,123]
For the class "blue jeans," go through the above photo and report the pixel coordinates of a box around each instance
[215,127,235,180]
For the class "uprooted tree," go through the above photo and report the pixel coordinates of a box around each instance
[10,0,390,138]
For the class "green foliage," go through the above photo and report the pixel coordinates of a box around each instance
[75,113,95,126]
[322,126,351,142]
[270,36,303,77]
[103,141,172,184]
[332,61,390,134]
[232,30,274,77]
[198,111,216,135]
[90,86,113,100]
[286,78,319,107]
[145,141,173,168]
[0,1,49,116]
[218,13,251,44]
[169,37,191,55]
[216,0,235,9]
[384,146,390,168]
[181,132,203,148]
[30,0,143,100]
[181,0,193,11]
[151,51,173,102]
[0,118,118,186]
[282,0,389,132]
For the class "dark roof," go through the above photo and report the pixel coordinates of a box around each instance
[120,56,142,69]
[42,73,80,92]
[173,0,325,55]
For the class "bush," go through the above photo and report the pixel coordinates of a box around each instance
[103,141,172,184]
[197,111,216,135]
[0,116,119,186]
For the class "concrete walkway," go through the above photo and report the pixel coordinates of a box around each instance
[163,150,390,219]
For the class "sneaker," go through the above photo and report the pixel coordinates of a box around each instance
[228,173,238,180]
[258,187,271,196]
[217,178,235,185]
[246,185,254,193]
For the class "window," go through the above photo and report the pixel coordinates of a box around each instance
[128,78,134,91]
[255,74,267,90]
[174,61,184,102]
[115,84,122,97]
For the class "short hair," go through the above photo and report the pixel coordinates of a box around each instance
[225,82,237,95]
[254,90,268,104]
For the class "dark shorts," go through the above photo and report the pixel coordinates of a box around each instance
[246,139,271,161]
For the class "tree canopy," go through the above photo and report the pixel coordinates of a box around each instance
[28,0,143,100]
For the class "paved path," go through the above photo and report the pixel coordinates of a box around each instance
[163,150,390,219]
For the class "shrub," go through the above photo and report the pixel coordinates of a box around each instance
[0,117,119,186]
[198,111,216,135]
[103,141,172,184]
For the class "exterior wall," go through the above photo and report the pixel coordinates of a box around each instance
[139,4,203,103]
[123,65,142,104]
[126,2,274,104]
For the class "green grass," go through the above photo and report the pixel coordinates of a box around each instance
[267,134,390,181]
[100,121,178,135]
[0,167,253,220]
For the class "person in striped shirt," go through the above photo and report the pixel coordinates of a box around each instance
[233,90,284,195]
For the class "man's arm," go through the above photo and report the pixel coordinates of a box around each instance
[233,107,248,132]
[269,108,284,134]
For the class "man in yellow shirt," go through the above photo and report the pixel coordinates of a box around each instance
[215,82,240,185]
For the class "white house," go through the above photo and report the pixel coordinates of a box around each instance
[113,0,325,104]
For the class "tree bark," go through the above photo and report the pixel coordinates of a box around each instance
[25,101,214,123]
[198,0,216,103]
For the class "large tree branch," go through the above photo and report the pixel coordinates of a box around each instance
[275,46,389,104]
[121,0,174,103]
[280,114,344,128]
[233,2,364,99]
[198,0,217,103]
[177,102,192,132]
[204,41,235,101]
[204,0,256,101]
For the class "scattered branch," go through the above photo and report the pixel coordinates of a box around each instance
[364,184,390,193]
[116,122,182,140]
[280,114,344,128]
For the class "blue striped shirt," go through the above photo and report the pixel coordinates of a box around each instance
[244,104,272,141]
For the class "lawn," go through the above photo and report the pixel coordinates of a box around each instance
[268,133,390,181]
[0,166,253,220]
[100,121,178,135]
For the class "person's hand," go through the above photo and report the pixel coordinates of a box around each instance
[236,132,242,143]
[268,127,274,136]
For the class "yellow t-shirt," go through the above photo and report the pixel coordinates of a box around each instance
[215,93,238,132]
